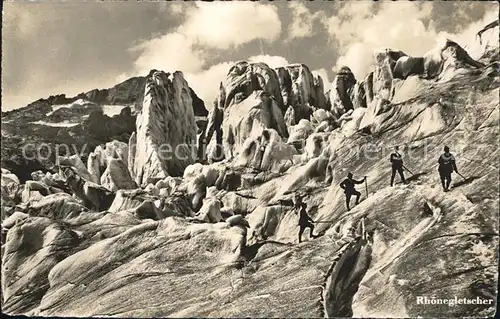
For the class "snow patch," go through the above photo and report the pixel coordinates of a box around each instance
[101,105,128,117]
[31,120,79,127]
[46,99,93,116]
[46,98,127,117]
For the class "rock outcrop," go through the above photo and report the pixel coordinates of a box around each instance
[130,70,197,186]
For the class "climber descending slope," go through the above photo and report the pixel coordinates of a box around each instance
[438,146,460,192]
[340,173,366,211]
[390,146,407,186]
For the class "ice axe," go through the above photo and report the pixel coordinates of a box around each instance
[364,176,368,198]
[402,164,415,176]
[457,171,467,180]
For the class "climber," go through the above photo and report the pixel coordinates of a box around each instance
[340,172,366,211]
[390,146,406,186]
[293,196,317,243]
[438,145,459,192]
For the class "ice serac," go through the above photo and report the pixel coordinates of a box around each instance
[276,64,324,124]
[275,67,293,109]
[313,74,328,110]
[100,158,136,192]
[329,66,358,119]
[87,140,129,184]
[223,61,284,112]
[2,217,82,315]
[222,91,288,158]
[285,63,316,121]
[429,39,485,81]
[130,70,197,186]
[372,49,406,100]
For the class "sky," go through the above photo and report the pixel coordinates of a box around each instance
[2,1,498,111]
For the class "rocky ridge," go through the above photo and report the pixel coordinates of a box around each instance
[1,73,208,183]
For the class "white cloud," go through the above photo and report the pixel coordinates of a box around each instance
[180,2,282,49]
[326,2,497,81]
[287,2,326,40]
[326,2,437,80]
[248,55,289,68]
[131,33,205,75]
[312,68,330,86]
[187,55,290,110]
[128,2,284,107]
[184,62,234,110]
[444,9,499,59]
[169,2,185,15]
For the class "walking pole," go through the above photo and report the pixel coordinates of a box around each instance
[364,176,368,198]
[457,172,467,180]
[402,164,415,176]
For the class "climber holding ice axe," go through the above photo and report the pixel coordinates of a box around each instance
[340,172,366,211]
[292,194,318,243]
[390,146,410,186]
[438,145,463,192]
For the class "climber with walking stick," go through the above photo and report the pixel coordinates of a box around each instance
[364,176,368,197]
[390,146,408,186]
[340,172,366,211]
[438,145,460,192]
[292,194,317,243]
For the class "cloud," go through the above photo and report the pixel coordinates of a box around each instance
[131,33,205,75]
[1,2,191,111]
[326,2,437,80]
[186,55,290,110]
[442,8,499,59]
[325,1,497,81]
[169,2,185,15]
[128,2,285,108]
[286,2,326,40]
[248,55,289,68]
[180,2,282,49]
[184,62,234,110]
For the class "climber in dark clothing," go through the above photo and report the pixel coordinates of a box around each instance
[294,201,317,243]
[340,172,366,211]
[438,146,459,192]
[390,146,406,186]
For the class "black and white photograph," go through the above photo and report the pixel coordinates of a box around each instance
[1,1,499,317]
